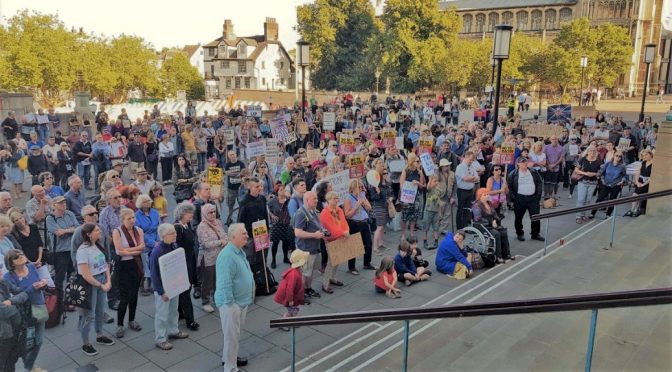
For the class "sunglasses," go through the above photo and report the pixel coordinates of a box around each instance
[111,175,120,178]
[86,212,99,217]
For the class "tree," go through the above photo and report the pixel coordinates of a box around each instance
[108,35,161,102]
[593,23,632,88]
[297,0,382,91]
[160,53,204,100]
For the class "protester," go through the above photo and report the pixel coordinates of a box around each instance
[589,151,626,219]
[473,188,513,263]
[398,153,426,239]
[0,267,30,371]
[436,231,473,279]
[46,196,79,313]
[374,256,401,298]
[318,191,349,293]
[343,178,375,273]
[273,249,308,331]
[135,194,160,294]
[268,186,293,268]
[237,177,269,264]
[9,211,43,266]
[394,241,430,286]
[573,146,602,223]
[173,202,200,331]
[292,191,325,299]
[454,151,480,230]
[196,203,227,313]
[368,158,393,253]
[507,157,544,241]
[625,149,654,217]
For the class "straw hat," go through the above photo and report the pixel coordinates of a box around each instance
[290,249,310,269]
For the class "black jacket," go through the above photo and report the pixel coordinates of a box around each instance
[27,153,49,176]
[507,168,543,201]
[238,193,269,237]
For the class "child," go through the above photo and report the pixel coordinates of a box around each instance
[374,256,401,298]
[150,184,168,221]
[406,237,429,269]
[274,249,309,331]
[395,241,431,286]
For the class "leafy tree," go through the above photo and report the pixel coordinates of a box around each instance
[160,53,204,100]
[593,23,632,88]
[108,35,161,102]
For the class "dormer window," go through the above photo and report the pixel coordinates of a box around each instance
[238,43,247,58]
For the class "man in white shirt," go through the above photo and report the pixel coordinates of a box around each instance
[454,151,480,229]
[507,157,544,242]
[132,167,156,195]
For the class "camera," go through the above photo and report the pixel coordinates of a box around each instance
[321,228,331,237]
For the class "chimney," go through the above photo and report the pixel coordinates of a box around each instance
[223,19,234,40]
[264,17,278,41]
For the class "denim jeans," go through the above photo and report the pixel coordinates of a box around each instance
[154,293,179,343]
[22,320,45,369]
[197,152,207,172]
[77,163,91,188]
[575,181,597,218]
[79,273,107,345]
[37,125,49,142]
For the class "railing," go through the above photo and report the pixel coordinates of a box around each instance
[271,189,672,372]
[531,188,672,255]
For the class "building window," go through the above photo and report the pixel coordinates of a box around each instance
[545,9,557,29]
[238,44,246,58]
[502,11,513,25]
[244,77,251,89]
[261,61,265,69]
[280,61,284,69]
[475,14,486,33]
[280,78,285,85]
[262,77,266,86]
[238,61,247,73]
[208,48,215,56]
[531,10,543,30]
[516,11,529,31]
[462,14,473,33]
[210,65,214,75]
[220,61,229,69]
[488,12,499,32]
[559,7,572,23]
[226,78,231,89]
[235,77,241,89]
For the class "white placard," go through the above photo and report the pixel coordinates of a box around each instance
[400,181,418,204]
[247,106,262,118]
[388,159,406,173]
[270,118,289,142]
[24,113,36,123]
[223,128,235,144]
[36,265,55,287]
[284,113,291,122]
[584,118,596,127]
[36,115,50,125]
[569,144,579,156]
[617,137,631,151]
[158,248,190,299]
[323,112,336,131]
[395,137,404,150]
[246,140,267,159]
[322,170,350,204]
[420,152,435,176]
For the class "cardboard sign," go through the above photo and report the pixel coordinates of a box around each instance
[36,115,49,125]
[223,128,235,144]
[270,118,289,141]
[322,169,350,203]
[252,220,270,252]
[207,166,224,199]
[388,159,406,173]
[572,106,596,119]
[339,135,355,155]
[584,118,596,127]
[420,152,435,176]
[523,124,564,139]
[348,154,365,179]
[617,137,631,151]
[306,149,321,163]
[419,136,434,154]
[326,232,365,266]
[500,142,516,165]
[158,248,190,299]
[400,181,418,204]
[265,138,279,162]
[246,140,267,159]
[395,137,404,150]
[298,120,309,135]
[382,129,396,147]
[569,144,579,156]
[247,105,262,118]
[286,132,298,145]
[323,112,336,131]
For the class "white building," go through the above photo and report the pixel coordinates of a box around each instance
[183,44,205,77]
[203,18,304,99]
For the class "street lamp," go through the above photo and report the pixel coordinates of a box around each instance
[639,43,656,122]
[297,39,310,120]
[374,68,381,96]
[580,55,588,106]
[491,24,513,135]
[489,53,496,107]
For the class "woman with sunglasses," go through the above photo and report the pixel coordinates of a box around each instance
[253,162,274,197]
[9,211,44,267]
[485,164,508,216]
[589,151,626,219]
[38,171,64,199]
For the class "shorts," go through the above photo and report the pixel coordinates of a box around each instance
[375,286,386,293]
[544,171,560,184]
[423,210,441,231]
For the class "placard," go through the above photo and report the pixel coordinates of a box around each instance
[252,220,270,252]
[382,129,396,148]
[500,142,516,165]
[265,138,279,163]
[339,135,355,155]
[395,137,404,150]
[584,118,596,127]
[298,120,309,135]
[247,105,262,118]
[24,113,36,123]
[222,128,235,145]
[326,232,365,266]
[572,105,596,119]
[306,149,321,163]
[523,124,564,139]
[617,137,631,152]
[420,152,435,176]
[418,136,434,154]
[400,181,418,204]
[348,154,365,179]
[270,118,289,141]
[246,140,267,159]
[323,112,336,131]
[37,265,55,287]
[207,166,224,199]
[388,159,406,173]
[322,169,350,203]
[285,132,298,145]
[36,115,49,125]
[569,144,579,156]
[158,248,190,299]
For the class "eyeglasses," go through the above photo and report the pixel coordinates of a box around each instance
[111,175,120,179]
[614,155,622,158]
[86,212,99,217]
[110,196,120,200]
[494,168,502,172]
[44,176,52,180]
[12,253,25,260]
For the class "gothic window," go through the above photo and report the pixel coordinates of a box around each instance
[559,7,573,23]
[531,10,543,30]
[488,13,499,32]
[475,13,486,33]
[463,14,473,33]
[545,9,557,29]
[502,11,514,25]
[516,11,529,31]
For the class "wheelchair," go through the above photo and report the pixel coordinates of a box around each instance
[461,206,497,261]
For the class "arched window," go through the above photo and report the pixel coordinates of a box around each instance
[559,7,573,23]
[463,14,473,33]
[531,10,543,30]
[502,11,514,25]
[475,13,486,33]
[545,9,557,29]
[488,12,499,32]
[516,11,529,31]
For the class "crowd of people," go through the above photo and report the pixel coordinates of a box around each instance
[0,91,658,371]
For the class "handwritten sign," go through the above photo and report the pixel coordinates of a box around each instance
[222,128,235,145]
[322,170,350,204]
[326,232,365,266]
[339,135,355,155]
[348,154,365,179]
[306,149,321,163]
[584,118,596,127]
[252,220,271,252]
[523,124,564,139]
[400,181,418,204]
[246,140,267,159]
[395,137,404,150]
[573,106,596,119]
[382,129,396,147]
[286,132,298,145]
[247,105,262,118]
[418,136,434,154]
[500,142,516,165]
[323,112,336,131]
[298,120,309,135]
[270,118,289,141]
[158,248,190,299]
[617,137,631,152]
[36,115,49,125]
[388,159,406,173]
[420,152,435,176]
[207,166,224,199]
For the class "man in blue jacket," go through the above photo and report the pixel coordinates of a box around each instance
[435,231,473,279]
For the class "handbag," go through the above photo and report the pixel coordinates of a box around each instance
[17,154,28,170]
[570,168,583,182]
[387,199,397,219]
[31,304,49,322]
[64,274,92,310]
[470,251,485,270]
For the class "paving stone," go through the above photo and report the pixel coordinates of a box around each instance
[88,347,149,371]
[166,349,223,372]
[143,338,206,369]
[33,342,76,371]
[66,337,128,367]
[238,334,275,359]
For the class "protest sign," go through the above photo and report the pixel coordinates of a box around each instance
[246,140,267,159]
[617,137,631,151]
[547,104,572,122]
[420,152,435,176]
[339,134,355,155]
[348,154,365,179]
[223,128,235,145]
[500,142,516,165]
[584,118,596,127]
[158,248,190,299]
[322,170,350,203]
[246,105,262,118]
[36,115,49,125]
[306,149,321,163]
[207,167,224,199]
[298,120,309,135]
[382,129,396,147]
[323,112,336,131]
[270,118,289,142]
[252,220,271,252]
[326,233,365,266]
[572,105,596,119]
[569,143,579,156]
[400,181,418,204]
[419,136,434,154]
[388,159,406,173]
[395,136,404,150]
[286,132,298,145]
[523,124,564,139]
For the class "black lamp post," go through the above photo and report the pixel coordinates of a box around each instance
[580,55,588,106]
[639,43,656,122]
[297,39,310,120]
[491,24,513,135]
[489,53,496,107]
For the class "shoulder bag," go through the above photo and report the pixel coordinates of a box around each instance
[64,274,92,310]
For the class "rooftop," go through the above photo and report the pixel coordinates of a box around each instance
[440,0,577,11]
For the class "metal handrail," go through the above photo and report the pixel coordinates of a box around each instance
[530,188,672,221]
[270,287,672,328]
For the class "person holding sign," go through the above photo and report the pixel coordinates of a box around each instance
[196,204,227,314]
[343,179,375,273]
[399,153,425,241]
[292,191,325,298]
[368,159,393,253]
[319,191,349,293]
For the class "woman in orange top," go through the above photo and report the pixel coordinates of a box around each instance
[319,191,349,294]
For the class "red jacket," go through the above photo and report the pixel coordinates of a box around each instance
[274,267,305,306]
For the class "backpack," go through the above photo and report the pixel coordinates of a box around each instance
[251,262,277,296]
[44,287,63,328]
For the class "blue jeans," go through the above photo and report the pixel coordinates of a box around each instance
[154,293,179,343]
[576,181,597,218]
[77,163,91,187]
[79,273,107,345]
[37,125,49,142]
[197,152,207,172]
[22,320,45,369]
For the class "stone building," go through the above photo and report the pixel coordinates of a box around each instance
[441,0,670,95]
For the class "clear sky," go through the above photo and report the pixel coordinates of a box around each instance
[2,0,316,50]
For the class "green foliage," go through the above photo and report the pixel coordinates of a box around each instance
[160,53,204,100]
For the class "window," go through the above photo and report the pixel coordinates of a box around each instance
[244,77,251,89]
[559,7,572,23]
[280,78,285,85]
[235,77,241,89]
[210,65,214,75]
[545,9,557,29]
[262,77,266,86]
[462,14,473,33]
[502,11,513,25]
[220,61,229,69]
[261,61,265,69]
[208,48,215,56]
[488,13,499,32]
[238,44,246,58]
[531,10,543,30]
[475,14,486,33]
[238,61,247,73]
[226,78,231,89]
[280,61,284,69]
[516,11,529,31]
